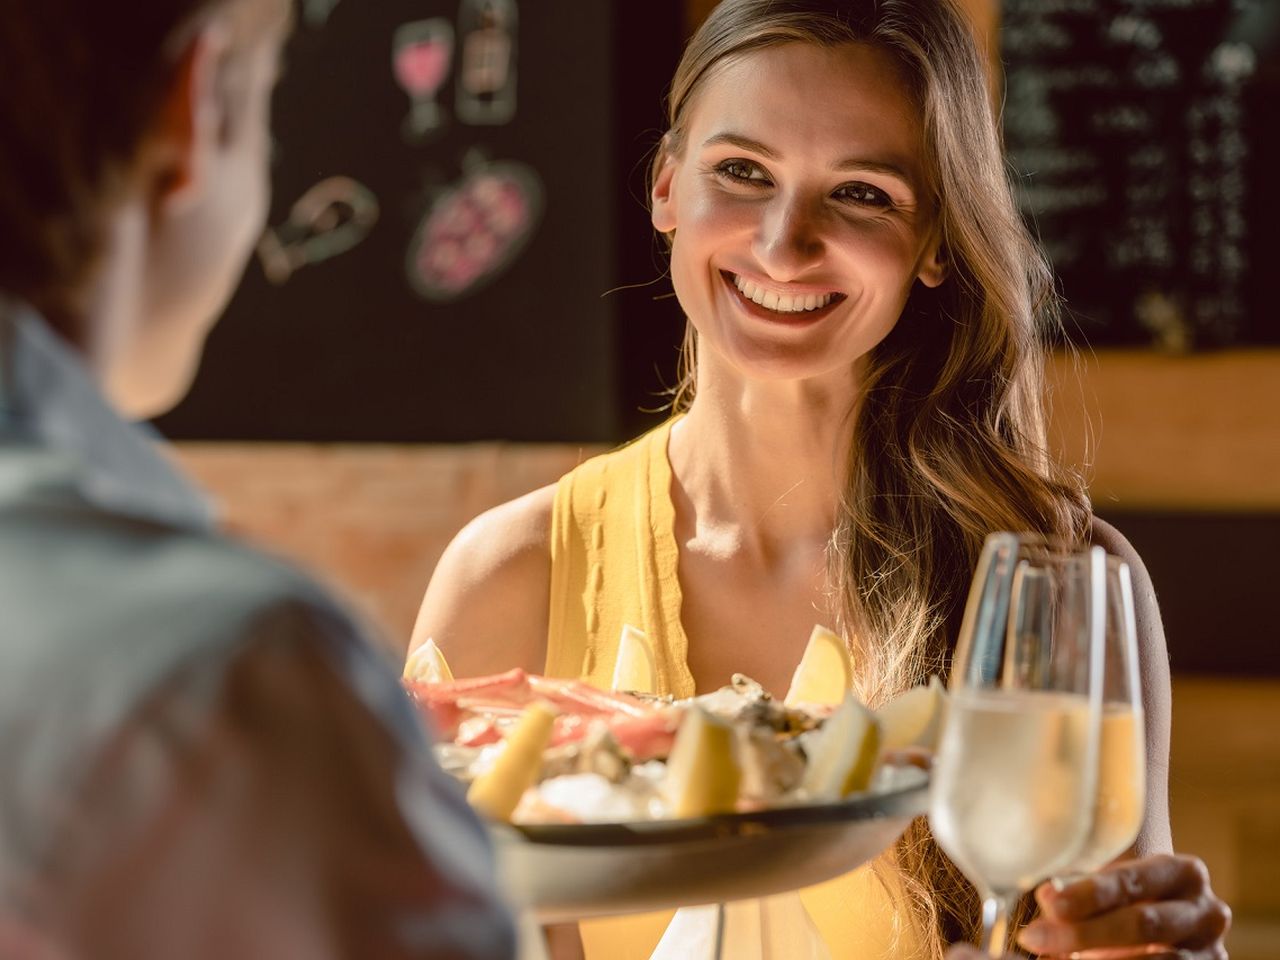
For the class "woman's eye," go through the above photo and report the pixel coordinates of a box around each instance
[714,159,769,185]
[834,182,892,207]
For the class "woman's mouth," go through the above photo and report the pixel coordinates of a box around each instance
[721,271,846,324]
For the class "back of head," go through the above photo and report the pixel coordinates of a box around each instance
[0,0,275,333]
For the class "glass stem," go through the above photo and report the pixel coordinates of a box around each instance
[711,902,726,960]
[979,892,1016,957]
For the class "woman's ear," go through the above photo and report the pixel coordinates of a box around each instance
[917,240,948,288]
[650,149,679,235]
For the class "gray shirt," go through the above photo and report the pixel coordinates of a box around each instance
[0,299,515,959]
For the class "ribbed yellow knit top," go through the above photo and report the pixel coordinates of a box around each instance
[546,418,927,960]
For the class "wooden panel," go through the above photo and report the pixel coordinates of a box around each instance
[1048,350,1280,511]
[173,350,1280,642]
[174,442,605,653]
[685,0,717,36]
[1168,677,1280,959]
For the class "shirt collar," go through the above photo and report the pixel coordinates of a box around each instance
[0,296,215,533]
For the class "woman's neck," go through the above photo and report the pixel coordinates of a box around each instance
[667,353,863,558]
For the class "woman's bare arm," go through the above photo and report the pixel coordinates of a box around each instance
[408,484,557,678]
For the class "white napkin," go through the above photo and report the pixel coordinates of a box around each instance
[649,893,832,960]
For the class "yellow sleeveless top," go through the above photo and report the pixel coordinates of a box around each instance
[546,419,928,960]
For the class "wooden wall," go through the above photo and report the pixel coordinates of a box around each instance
[174,349,1280,646]
[1047,350,1280,512]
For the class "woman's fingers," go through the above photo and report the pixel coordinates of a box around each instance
[1017,855,1231,959]
[1018,897,1229,955]
[1043,950,1225,960]
[1036,856,1210,921]
[945,946,1022,959]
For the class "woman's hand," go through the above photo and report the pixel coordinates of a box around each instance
[1016,854,1231,959]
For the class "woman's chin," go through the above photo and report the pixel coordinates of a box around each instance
[720,344,859,389]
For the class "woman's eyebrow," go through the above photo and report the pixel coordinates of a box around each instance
[701,131,780,158]
[833,158,913,183]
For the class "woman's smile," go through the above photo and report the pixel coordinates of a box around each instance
[720,269,847,326]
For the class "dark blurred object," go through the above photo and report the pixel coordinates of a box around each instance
[1002,0,1280,350]
[1100,510,1279,674]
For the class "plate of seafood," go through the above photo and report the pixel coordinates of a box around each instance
[404,625,944,921]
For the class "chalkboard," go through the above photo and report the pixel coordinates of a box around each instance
[155,0,684,442]
[1002,0,1279,350]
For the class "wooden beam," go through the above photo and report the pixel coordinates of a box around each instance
[1048,350,1280,512]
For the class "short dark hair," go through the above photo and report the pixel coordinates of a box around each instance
[0,0,281,328]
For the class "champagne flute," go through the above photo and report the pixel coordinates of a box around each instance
[929,533,1106,957]
[1057,556,1146,877]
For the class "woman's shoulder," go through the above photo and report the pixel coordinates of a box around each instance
[456,483,558,559]
[1088,515,1141,567]
[409,484,557,677]
[1088,514,1162,650]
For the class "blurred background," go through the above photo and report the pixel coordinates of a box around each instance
[153,1,1278,954]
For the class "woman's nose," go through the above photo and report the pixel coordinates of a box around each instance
[751,195,825,281]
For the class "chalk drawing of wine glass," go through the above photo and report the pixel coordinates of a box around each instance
[393,19,454,142]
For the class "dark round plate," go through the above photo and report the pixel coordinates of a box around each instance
[492,769,929,922]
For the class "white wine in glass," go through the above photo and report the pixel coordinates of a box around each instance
[1060,557,1146,875]
[931,689,1095,892]
[929,533,1106,956]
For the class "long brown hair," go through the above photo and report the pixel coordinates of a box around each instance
[653,0,1091,951]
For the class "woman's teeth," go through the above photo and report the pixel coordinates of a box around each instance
[732,274,836,313]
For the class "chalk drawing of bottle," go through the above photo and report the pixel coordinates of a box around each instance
[456,0,517,125]
[393,19,454,142]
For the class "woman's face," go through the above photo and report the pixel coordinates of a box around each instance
[652,41,946,386]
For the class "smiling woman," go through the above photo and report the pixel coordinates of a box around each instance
[408,2,1229,959]
[649,40,945,385]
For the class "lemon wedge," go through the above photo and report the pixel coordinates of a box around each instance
[611,623,657,694]
[403,638,455,683]
[664,706,742,817]
[876,675,947,751]
[802,692,882,800]
[784,624,852,707]
[467,701,558,821]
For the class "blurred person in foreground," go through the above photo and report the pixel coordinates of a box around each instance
[0,1,514,957]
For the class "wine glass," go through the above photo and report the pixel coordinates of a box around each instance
[393,19,454,141]
[1056,556,1146,878]
[929,533,1106,956]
